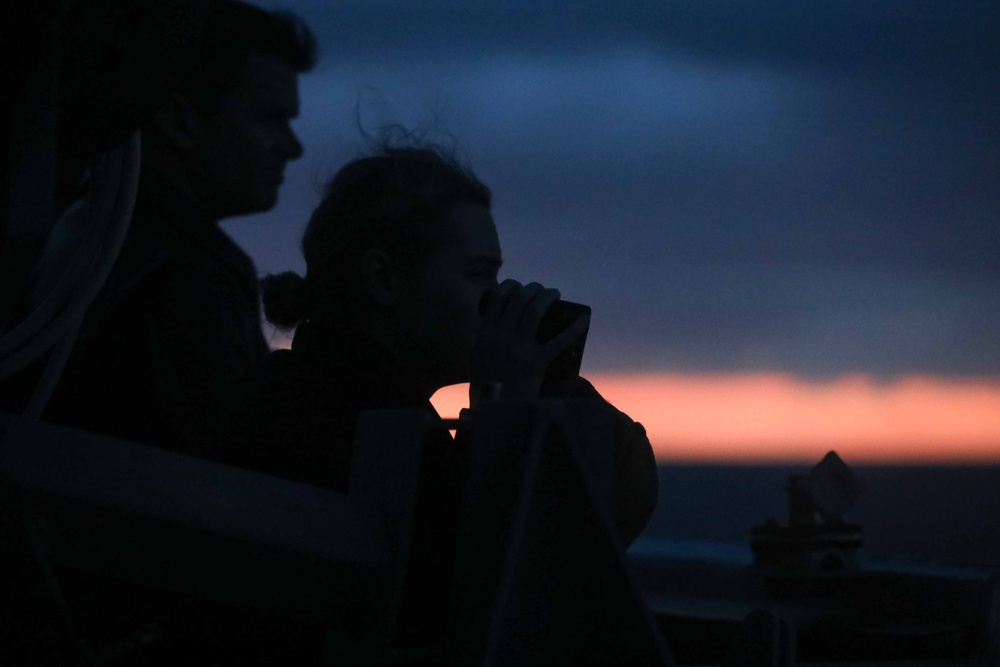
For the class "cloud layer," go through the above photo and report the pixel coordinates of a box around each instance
[228,1,1000,376]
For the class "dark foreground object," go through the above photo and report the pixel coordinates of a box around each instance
[0,401,671,664]
[630,537,1000,664]
[3,405,993,665]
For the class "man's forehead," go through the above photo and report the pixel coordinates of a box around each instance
[232,51,300,105]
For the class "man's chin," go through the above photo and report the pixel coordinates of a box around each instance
[257,189,281,212]
[223,193,280,218]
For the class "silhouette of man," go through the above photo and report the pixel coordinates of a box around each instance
[42,0,317,450]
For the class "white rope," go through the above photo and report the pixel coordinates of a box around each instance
[0,132,141,418]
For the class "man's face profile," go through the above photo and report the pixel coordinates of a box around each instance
[189,51,303,218]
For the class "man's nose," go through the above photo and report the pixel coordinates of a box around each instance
[278,125,304,160]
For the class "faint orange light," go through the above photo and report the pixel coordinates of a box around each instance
[430,374,1000,464]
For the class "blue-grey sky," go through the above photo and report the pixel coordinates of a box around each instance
[223,0,1000,378]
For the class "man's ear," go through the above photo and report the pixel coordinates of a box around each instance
[361,249,399,306]
[151,92,202,151]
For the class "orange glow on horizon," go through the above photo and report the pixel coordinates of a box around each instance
[430,373,1000,465]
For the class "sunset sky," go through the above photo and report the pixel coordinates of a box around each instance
[228,1,999,465]
[429,375,1000,464]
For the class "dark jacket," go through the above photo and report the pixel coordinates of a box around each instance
[209,321,467,648]
[43,168,269,450]
[208,321,452,488]
[209,319,659,649]
[210,320,659,544]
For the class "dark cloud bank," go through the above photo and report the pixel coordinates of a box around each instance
[230,0,1000,378]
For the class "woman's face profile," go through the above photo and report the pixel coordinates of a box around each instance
[393,201,502,391]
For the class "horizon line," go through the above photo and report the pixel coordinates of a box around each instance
[430,372,1000,465]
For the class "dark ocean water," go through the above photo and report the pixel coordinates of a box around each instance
[640,464,1000,567]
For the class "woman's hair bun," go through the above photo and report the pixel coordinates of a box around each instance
[260,271,311,329]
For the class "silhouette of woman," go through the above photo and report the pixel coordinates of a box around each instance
[213,145,658,545]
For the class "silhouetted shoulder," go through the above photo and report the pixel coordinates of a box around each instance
[206,349,357,490]
[558,376,660,545]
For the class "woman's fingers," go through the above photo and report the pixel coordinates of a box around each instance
[516,285,560,340]
[474,279,585,399]
[480,279,521,326]
[482,280,561,340]
[499,282,557,336]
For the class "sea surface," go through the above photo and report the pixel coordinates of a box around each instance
[640,464,1000,567]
